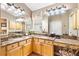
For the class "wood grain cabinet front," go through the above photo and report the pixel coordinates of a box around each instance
[33,38,54,56]
[54,42,67,47]
[42,44,54,56]
[45,40,53,45]
[22,43,32,56]
[33,38,39,43]
[33,38,42,55]
[0,46,6,56]
[27,39,32,43]
[19,40,26,46]
[7,46,22,56]
[39,39,45,43]
[7,43,19,51]
[33,42,42,55]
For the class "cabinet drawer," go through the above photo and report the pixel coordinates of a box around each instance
[33,38,39,42]
[19,40,26,46]
[7,43,18,51]
[45,40,53,45]
[69,45,79,49]
[27,39,32,43]
[39,39,45,43]
[54,42,67,47]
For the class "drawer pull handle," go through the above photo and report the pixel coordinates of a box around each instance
[12,45,14,47]
[47,42,50,43]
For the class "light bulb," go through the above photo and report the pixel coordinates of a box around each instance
[55,9,60,15]
[60,7,66,14]
[21,11,25,15]
[14,8,21,14]
[50,10,55,15]
[8,5,16,11]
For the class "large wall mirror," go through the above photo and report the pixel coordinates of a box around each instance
[48,4,79,40]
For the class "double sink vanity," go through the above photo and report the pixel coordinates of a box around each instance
[0,35,79,56]
[0,3,79,56]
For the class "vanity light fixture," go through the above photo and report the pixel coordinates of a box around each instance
[1,3,26,17]
[7,3,16,12]
[46,5,68,16]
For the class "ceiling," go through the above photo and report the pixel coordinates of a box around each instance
[25,3,54,11]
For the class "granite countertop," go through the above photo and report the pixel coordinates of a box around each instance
[31,35,55,40]
[0,35,32,46]
[0,35,79,46]
[54,38,79,46]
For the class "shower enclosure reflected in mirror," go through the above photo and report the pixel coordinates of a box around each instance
[48,5,79,40]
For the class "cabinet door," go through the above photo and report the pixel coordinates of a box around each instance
[33,42,42,55]
[7,47,22,56]
[23,43,32,56]
[77,9,79,29]
[42,44,54,56]
[72,12,77,29]
[0,47,6,56]
[16,22,22,30]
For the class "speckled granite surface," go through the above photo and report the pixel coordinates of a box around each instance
[0,35,79,46]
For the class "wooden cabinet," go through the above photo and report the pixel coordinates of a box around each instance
[69,10,79,30]
[0,18,7,34]
[27,39,32,43]
[19,40,26,46]
[22,43,32,56]
[41,40,54,56]
[7,43,18,51]
[33,38,54,56]
[0,46,1,56]
[0,46,6,56]
[6,39,32,56]
[54,42,67,47]
[7,47,22,56]
[77,9,79,29]
[71,12,77,29]
[0,38,54,56]
[33,42,42,55]
[33,38,42,55]
[45,40,53,45]
[22,39,32,56]
[33,38,39,42]
[42,44,54,56]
